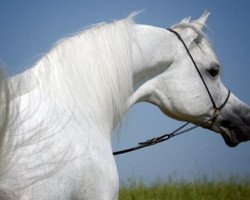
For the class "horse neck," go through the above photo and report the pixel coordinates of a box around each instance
[131,24,176,88]
[23,20,134,135]
[10,23,177,137]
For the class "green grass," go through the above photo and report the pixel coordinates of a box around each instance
[119,178,250,200]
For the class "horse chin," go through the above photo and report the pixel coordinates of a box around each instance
[219,127,243,147]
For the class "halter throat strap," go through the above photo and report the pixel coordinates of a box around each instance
[167,28,230,116]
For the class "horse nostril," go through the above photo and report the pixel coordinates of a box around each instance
[221,120,231,128]
[243,114,250,126]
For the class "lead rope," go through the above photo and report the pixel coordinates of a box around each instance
[113,122,198,156]
[113,28,230,156]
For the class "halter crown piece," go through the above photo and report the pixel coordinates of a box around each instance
[112,28,230,156]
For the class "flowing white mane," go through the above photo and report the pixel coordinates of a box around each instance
[14,16,135,133]
[0,16,137,194]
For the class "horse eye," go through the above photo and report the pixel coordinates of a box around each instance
[207,65,220,77]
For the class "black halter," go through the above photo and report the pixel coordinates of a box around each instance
[167,28,230,115]
[113,28,230,156]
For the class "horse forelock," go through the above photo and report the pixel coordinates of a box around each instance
[171,21,218,64]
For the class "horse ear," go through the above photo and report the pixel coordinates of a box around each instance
[173,11,210,47]
[193,11,210,31]
[184,11,210,46]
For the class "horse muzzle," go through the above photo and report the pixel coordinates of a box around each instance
[215,95,250,147]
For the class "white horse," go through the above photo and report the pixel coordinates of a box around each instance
[0,12,249,199]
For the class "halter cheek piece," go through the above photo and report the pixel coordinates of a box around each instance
[113,28,230,156]
[167,28,230,127]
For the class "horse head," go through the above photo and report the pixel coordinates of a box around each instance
[130,12,250,147]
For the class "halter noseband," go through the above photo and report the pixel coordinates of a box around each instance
[112,28,231,156]
[167,28,230,127]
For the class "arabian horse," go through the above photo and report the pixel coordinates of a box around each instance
[0,12,249,199]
